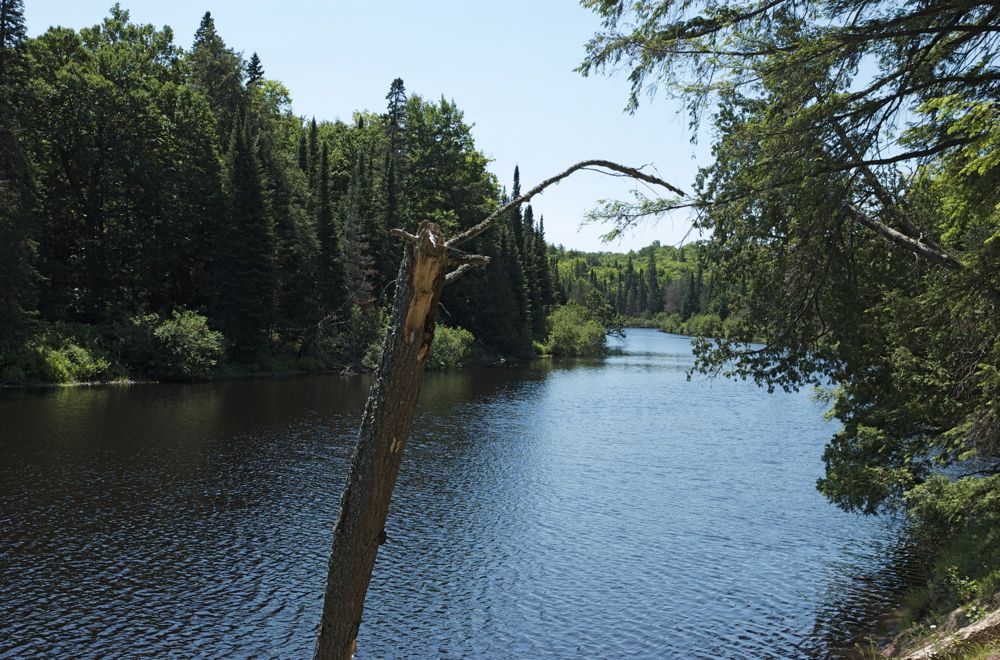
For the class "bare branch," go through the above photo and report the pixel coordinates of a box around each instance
[446,159,686,248]
[445,259,490,283]
[843,203,962,270]
[389,227,418,245]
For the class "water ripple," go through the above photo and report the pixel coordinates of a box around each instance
[0,331,914,658]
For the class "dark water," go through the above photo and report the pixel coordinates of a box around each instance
[0,329,912,658]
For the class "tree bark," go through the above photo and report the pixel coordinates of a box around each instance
[313,221,450,660]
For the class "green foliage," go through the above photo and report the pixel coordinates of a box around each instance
[2,322,113,384]
[122,310,224,381]
[425,325,475,371]
[657,312,726,338]
[150,310,225,380]
[544,303,608,357]
[3,6,562,381]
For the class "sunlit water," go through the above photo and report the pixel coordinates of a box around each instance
[0,329,913,658]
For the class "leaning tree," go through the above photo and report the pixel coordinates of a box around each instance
[313,160,683,659]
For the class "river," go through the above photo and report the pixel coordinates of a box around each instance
[0,329,912,658]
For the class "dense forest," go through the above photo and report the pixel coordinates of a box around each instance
[0,3,564,383]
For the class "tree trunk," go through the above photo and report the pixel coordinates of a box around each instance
[312,161,680,659]
[313,221,450,659]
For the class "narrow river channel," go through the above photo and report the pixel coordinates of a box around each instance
[0,329,912,658]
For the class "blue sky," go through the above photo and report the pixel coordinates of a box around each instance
[26,1,709,252]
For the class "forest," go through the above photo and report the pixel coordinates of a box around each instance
[3,0,1000,654]
[0,5,573,384]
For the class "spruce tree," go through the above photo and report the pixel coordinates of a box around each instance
[317,142,345,311]
[246,52,263,87]
[0,0,35,356]
[0,114,36,357]
[0,0,27,97]
[646,248,661,314]
[298,132,308,173]
[308,117,319,190]
[217,118,276,357]
[508,166,523,250]
[342,130,376,308]
[190,12,244,150]
[535,215,555,308]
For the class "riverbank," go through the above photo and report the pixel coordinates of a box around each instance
[881,605,1000,658]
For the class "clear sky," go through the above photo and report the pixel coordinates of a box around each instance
[26,1,710,252]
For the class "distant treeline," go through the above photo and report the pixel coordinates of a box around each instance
[553,242,733,336]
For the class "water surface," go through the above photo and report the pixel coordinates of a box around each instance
[0,329,911,658]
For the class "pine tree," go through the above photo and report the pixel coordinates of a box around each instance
[535,215,555,308]
[308,117,319,190]
[216,118,276,357]
[0,0,36,356]
[342,131,376,308]
[317,142,345,311]
[645,248,661,314]
[190,12,244,150]
[508,166,523,250]
[0,0,27,98]
[0,115,36,357]
[297,132,308,173]
[381,78,407,287]
[246,52,263,87]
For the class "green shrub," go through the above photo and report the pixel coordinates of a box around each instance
[122,309,224,380]
[544,303,608,357]
[5,322,116,384]
[426,325,475,370]
[150,310,225,380]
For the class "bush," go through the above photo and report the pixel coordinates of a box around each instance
[1,322,115,384]
[123,309,224,380]
[544,303,608,357]
[426,325,475,370]
[31,342,112,383]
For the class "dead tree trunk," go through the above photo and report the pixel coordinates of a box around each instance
[313,221,450,659]
[313,162,681,660]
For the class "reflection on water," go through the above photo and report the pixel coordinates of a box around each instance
[0,329,911,658]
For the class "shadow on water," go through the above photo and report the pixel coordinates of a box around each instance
[0,330,915,658]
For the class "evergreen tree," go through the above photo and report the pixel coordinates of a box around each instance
[381,78,407,287]
[216,118,276,357]
[189,12,244,149]
[317,142,345,311]
[535,216,555,308]
[0,116,35,357]
[0,0,27,97]
[0,0,35,358]
[646,249,661,314]
[308,117,319,190]
[508,166,523,252]
[342,128,376,308]
[245,52,263,87]
[297,132,308,173]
